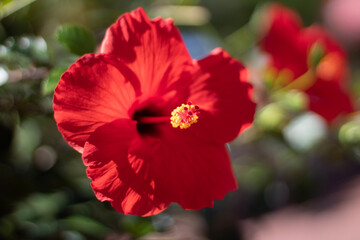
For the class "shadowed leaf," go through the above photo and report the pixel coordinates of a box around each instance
[56,25,96,56]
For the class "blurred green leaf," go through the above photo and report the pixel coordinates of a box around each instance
[352,70,360,98]
[224,25,255,57]
[121,216,154,238]
[173,0,201,4]
[247,3,269,39]
[339,120,360,147]
[13,192,67,223]
[42,67,67,95]
[236,163,272,191]
[0,0,36,19]
[61,215,108,238]
[12,118,41,167]
[255,103,289,131]
[56,25,96,56]
[5,36,49,65]
[0,218,15,239]
[61,231,85,240]
[273,90,308,112]
[0,47,32,68]
[307,41,325,69]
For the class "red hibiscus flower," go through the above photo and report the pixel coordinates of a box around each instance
[53,8,256,216]
[259,3,354,122]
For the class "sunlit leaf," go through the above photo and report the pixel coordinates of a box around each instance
[0,0,36,19]
[339,120,360,147]
[273,90,309,112]
[42,67,67,95]
[255,103,288,131]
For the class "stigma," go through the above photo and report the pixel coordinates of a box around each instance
[170,102,200,129]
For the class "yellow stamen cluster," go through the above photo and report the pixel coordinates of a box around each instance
[170,103,200,129]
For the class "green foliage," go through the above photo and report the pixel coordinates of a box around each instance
[56,25,96,56]
[237,163,272,191]
[121,216,154,238]
[0,0,36,19]
[13,192,67,221]
[224,25,255,57]
[352,70,360,98]
[42,67,67,95]
[307,42,325,69]
[273,90,308,112]
[339,120,360,147]
[255,103,289,131]
[60,216,109,238]
[12,118,41,167]
[1,36,49,67]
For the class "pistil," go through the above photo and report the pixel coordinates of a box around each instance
[170,102,200,129]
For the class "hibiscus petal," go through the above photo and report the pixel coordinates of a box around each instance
[53,54,139,152]
[127,128,238,210]
[100,7,192,99]
[303,25,347,83]
[261,4,347,83]
[83,119,169,216]
[261,3,308,78]
[189,48,256,143]
[306,80,354,122]
[302,25,346,58]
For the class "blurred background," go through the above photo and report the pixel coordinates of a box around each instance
[1,0,360,239]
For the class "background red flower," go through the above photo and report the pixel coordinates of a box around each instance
[260,3,354,122]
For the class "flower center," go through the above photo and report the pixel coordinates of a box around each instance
[170,102,200,129]
[133,102,200,133]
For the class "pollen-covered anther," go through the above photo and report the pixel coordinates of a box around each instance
[170,103,200,129]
